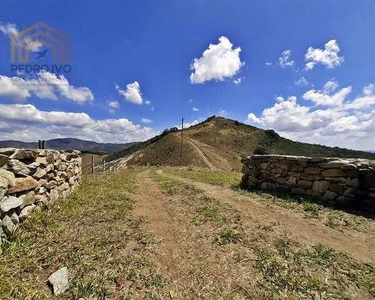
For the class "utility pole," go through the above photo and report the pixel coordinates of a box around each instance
[180,117,184,166]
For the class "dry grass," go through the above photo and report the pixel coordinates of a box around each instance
[0,170,165,299]
[1,167,374,299]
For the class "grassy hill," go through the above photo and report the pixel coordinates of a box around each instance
[106,116,375,171]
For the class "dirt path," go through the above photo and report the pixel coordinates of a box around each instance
[160,170,375,264]
[185,138,216,170]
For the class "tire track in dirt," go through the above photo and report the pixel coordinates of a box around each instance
[185,138,216,170]
[160,170,375,264]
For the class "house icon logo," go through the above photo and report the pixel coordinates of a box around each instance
[10,22,70,63]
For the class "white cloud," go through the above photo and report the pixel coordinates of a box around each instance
[0,104,157,143]
[117,81,144,105]
[145,99,151,105]
[233,77,243,84]
[265,62,272,66]
[303,81,351,107]
[295,76,309,86]
[192,107,199,112]
[218,109,228,116]
[190,36,244,84]
[108,100,119,109]
[0,22,42,52]
[0,23,18,37]
[0,71,94,104]
[246,82,375,150]
[141,118,152,123]
[278,50,294,68]
[304,40,344,70]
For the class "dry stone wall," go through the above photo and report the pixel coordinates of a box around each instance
[0,148,81,238]
[241,155,375,210]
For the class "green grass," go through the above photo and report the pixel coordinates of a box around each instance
[252,238,375,299]
[164,167,242,187]
[0,170,165,299]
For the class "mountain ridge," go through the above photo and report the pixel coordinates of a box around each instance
[0,138,137,154]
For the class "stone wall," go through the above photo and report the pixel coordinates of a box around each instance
[0,148,81,237]
[241,155,375,210]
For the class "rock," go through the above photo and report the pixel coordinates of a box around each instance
[0,154,9,167]
[320,161,348,169]
[312,181,330,194]
[321,169,346,177]
[20,191,36,207]
[27,162,40,171]
[329,183,345,194]
[0,177,8,189]
[48,267,69,295]
[287,176,297,185]
[45,180,58,190]
[36,157,48,165]
[0,169,16,186]
[33,167,46,179]
[305,167,322,175]
[324,191,337,200]
[297,180,313,188]
[10,212,19,225]
[276,177,287,184]
[19,204,36,219]
[291,164,304,172]
[10,149,38,160]
[346,178,360,188]
[344,187,356,198]
[8,176,38,194]
[291,188,305,195]
[7,159,30,176]
[0,196,23,212]
[0,148,16,155]
[2,215,16,234]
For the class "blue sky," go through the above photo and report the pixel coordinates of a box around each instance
[0,0,375,150]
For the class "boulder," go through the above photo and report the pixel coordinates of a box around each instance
[10,212,19,225]
[321,169,346,177]
[19,204,36,219]
[33,167,46,179]
[312,181,330,194]
[0,169,15,186]
[305,167,322,175]
[20,191,36,207]
[297,180,313,188]
[324,191,337,200]
[0,148,16,155]
[48,267,69,295]
[10,149,38,160]
[0,196,23,212]
[8,176,38,194]
[291,188,305,195]
[7,159,30,176]
[36,157,48,165]
[2,215,16,234]
[0,154,9,167]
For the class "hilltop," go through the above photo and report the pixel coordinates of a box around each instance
[106,116,375,171]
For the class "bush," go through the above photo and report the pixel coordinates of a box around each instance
[254,146,268,155]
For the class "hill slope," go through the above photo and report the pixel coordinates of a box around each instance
[0,138,136,154]
[107,116,375,171]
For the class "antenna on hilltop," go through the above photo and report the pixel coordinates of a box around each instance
[180,117,184,166]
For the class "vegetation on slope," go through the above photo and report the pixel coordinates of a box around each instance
[106,116,375,170]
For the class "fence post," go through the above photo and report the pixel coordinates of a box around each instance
[91,156,94,174]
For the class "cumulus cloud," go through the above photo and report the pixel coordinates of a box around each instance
[190,36,244,84]
[0,71,94,103]
[117,81,144,104]
[303,81,352,107]
[0,104,157,143]
[233,77,243,84]
[192,107,199,112]
[278,50,294,68]
[246,81,375,150]
[305,40,344,70]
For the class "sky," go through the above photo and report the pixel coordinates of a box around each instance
[0,0,375,150]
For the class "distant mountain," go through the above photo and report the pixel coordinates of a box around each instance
[106,116,375,171]
[0,138,138,154]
